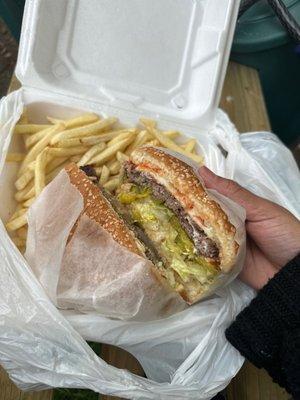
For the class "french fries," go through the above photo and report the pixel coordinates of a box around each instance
[6,153,25,162]
[12,236,26,248]
[25,126,54,148]
[50,117,117,145]
[15,184,35,202]
[99,165,110,185]
[89,137,133,165]
[6,213,27,231]
[6,111,204,246]
[117,151,129,163]
[77,142,106,167]
[18,109,28,125]
[16,226,28,240]
[46,157,68,173]
[125,130,151,155]
[35,150,48,196]
[103,176,122,192]
[18,124,64,175]
[47,113,99,129]
[109,160,121,175]
[163,131,180,139]
[183,139,197,153]
[47,146,89,157]
[149,127,203,164]
[14,124,50,134]
[15,169,34,191]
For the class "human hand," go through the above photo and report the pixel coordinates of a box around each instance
[199,166,300,290]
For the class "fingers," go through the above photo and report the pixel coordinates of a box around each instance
[199,166,277,222]
[239,239,277,290]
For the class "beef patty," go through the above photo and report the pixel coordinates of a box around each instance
[124,162,219,260]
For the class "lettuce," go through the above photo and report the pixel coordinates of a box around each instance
[118,184,218,285]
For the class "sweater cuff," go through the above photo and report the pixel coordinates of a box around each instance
[226,255,300,380]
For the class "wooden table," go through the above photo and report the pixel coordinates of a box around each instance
[0,62,290,400]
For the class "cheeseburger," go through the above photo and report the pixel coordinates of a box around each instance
[67,146,239,304]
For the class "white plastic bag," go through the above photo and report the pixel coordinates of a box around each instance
[0,90,299,400]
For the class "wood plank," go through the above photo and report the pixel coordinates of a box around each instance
[0,366,22,400]
[0,366,52,400]
[226,362,291,400]
[220,62,271,132]
[100,346,144,400]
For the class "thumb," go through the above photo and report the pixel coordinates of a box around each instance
[199,166,273,222]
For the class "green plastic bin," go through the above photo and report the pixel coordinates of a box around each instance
[0,0,25,40]
[232,0,300,145]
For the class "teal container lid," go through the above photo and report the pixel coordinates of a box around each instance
[233,0,300,53]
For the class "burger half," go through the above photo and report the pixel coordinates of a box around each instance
[68,146,239,304]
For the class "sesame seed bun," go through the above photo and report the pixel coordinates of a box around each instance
[65,163,143,256]
[129,146,239,273]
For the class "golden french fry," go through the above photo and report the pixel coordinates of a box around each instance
[15,184,35,202]
[125,130,152,155]
[151,128,204,164]
[107,130,136,146]
[89,137,133,165]
[27,161,36,171]
[18,124,64,175]
[14,124,50,134]
[184,139,197,153]
[23,197,35,208]
[46,157,68,173]
[6,213,27,231]
[6,153,25,162]
[54,137,85,148]
[146,139,161,147]
[45,161,71,183]
[47,146,89,158]
[25,126,54,148]
[56,130,128,148]
[15,203,24,212]
[47,113,99,129]
[16,226,28,240]
[35,150,48,196]
[12,237,26,247]
[116,151,129,163]
[94,167,102,177]
[163,130,180,139]
[77,142,106,167]
[105,158,117,172]
[15,170,34,191]
[10,207,27,221]
[51,117,117,145]
[18,108,28,124]
[103,176,121,192]
[99,165,110,185]
[70,155,81,163]
[140,117,157,129]
[108,160,121,175]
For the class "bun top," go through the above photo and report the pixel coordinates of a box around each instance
[129,146,239,272]
[65,163,143,256]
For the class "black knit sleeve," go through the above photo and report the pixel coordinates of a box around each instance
[226,255,300,397]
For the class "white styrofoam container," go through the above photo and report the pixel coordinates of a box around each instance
[1,0,240,225]
[17,0,240,132]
